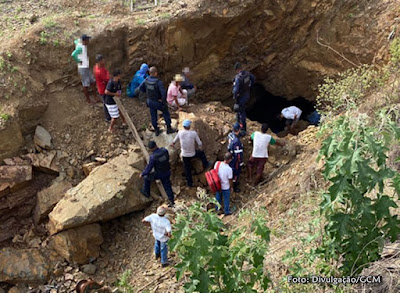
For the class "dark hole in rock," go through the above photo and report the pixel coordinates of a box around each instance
[247,83,316,134]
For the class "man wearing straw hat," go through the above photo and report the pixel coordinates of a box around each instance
[167,73,188,110]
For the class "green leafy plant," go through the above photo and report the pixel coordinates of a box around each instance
[317,112,400,275]
[39,31,48,45]
[389,37,400,66]
[0,113,10,121]
[43,17,56,28]
[0,56,5,71]
[170,202,271,292]
[116,269,134,293]
[316,65,379,115]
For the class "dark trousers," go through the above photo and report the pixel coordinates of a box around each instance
[182,150,208,187]
[236,95,249,130]
[102,94,111,121]
[147,99,171,130]
[143,173,174,204]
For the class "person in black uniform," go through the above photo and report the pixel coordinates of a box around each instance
[140,141,175,207]
[140,67,177,136]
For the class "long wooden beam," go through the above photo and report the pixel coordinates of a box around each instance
[114,97,168,202]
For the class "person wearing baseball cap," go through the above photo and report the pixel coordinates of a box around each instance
[171,119,212,187]
[227,122,244,192]
[140,141,175,207]
[71,34,98,104]
[142,205,172,267]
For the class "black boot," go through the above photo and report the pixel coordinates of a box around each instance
[155,128,162,136]
[233,182,241,193]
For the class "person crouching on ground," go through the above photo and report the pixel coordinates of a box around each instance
[167,74,188,111]
[215,152,233,216]
[140,141,175,207]
[104,69,126,133]
[142,206,172,267]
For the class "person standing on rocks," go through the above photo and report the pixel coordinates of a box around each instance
[227,122,244,193]
[104,69,126,133]
[232,62,255,137]
[93,54,111,122]
[215,152,233,215]
[279,106,302,134]
[171,119,211,188]
[71,34,99,104]
[142,205,172,267]
[140,67,177,136]
[140,141,175,207]
[167,74,188,110]
[248,123,285,185]
[181,67,196,101]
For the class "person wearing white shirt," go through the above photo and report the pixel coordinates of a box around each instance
[142,206,172,267]
[71,34,98,104]
[171,119,211,187]
[248,123,285,184]
[215,152,233,215]
[279,106,302,134]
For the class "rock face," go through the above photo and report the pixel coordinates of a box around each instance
[0,120,24,162]
[48,150,152,234]
[0,248,50,284]
[34,181,73,224]
[51,224,103,265]
[34,125,52,149]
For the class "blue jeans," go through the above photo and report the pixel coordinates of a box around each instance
[182,150,209,187]
[143,173,174,204]
[154,240,168,264]
[147,99,171,130]
[216,189,231,214]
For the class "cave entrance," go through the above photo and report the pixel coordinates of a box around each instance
[246,84,316,134]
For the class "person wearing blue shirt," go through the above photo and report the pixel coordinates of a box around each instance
[140,67,177,136]
[140,141,175,207]
[232,62,255,137]
[227,122,244,192]
[128,63,149,100]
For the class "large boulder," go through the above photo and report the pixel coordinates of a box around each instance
[0,248,51,284]
[34,181,73,224]
[51,224,103,265]
[33,126,52,149]
[48,149,151,234]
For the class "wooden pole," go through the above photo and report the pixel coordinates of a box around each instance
[114,97,169,202]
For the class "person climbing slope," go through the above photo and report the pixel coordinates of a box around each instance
[142,206,172,267]
[227,122,244,192]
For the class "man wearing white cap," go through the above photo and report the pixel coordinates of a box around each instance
[142,206,172,267]
[181,67,196,99]
[171,119,211,187]
[167,74,188,110]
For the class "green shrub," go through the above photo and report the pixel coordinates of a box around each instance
[116,270,134,293]
[170,202,271,292]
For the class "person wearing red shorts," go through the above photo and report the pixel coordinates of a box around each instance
[248,123,285,184]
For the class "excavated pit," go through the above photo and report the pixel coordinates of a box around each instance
[247,83,316,134]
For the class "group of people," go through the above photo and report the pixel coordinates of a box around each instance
[72,34,305,268]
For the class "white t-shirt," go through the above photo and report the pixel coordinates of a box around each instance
[215,161,232,190]
[78,45,89,69]
[281,106,302,120]
[252,131,273,158]
[144,213,172,243]
[173,129,202,157]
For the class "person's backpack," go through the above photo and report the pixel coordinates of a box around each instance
[205,161,222,193]
[238,71,251,95]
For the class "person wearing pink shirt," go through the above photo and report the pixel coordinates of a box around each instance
[167,74,188,111]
